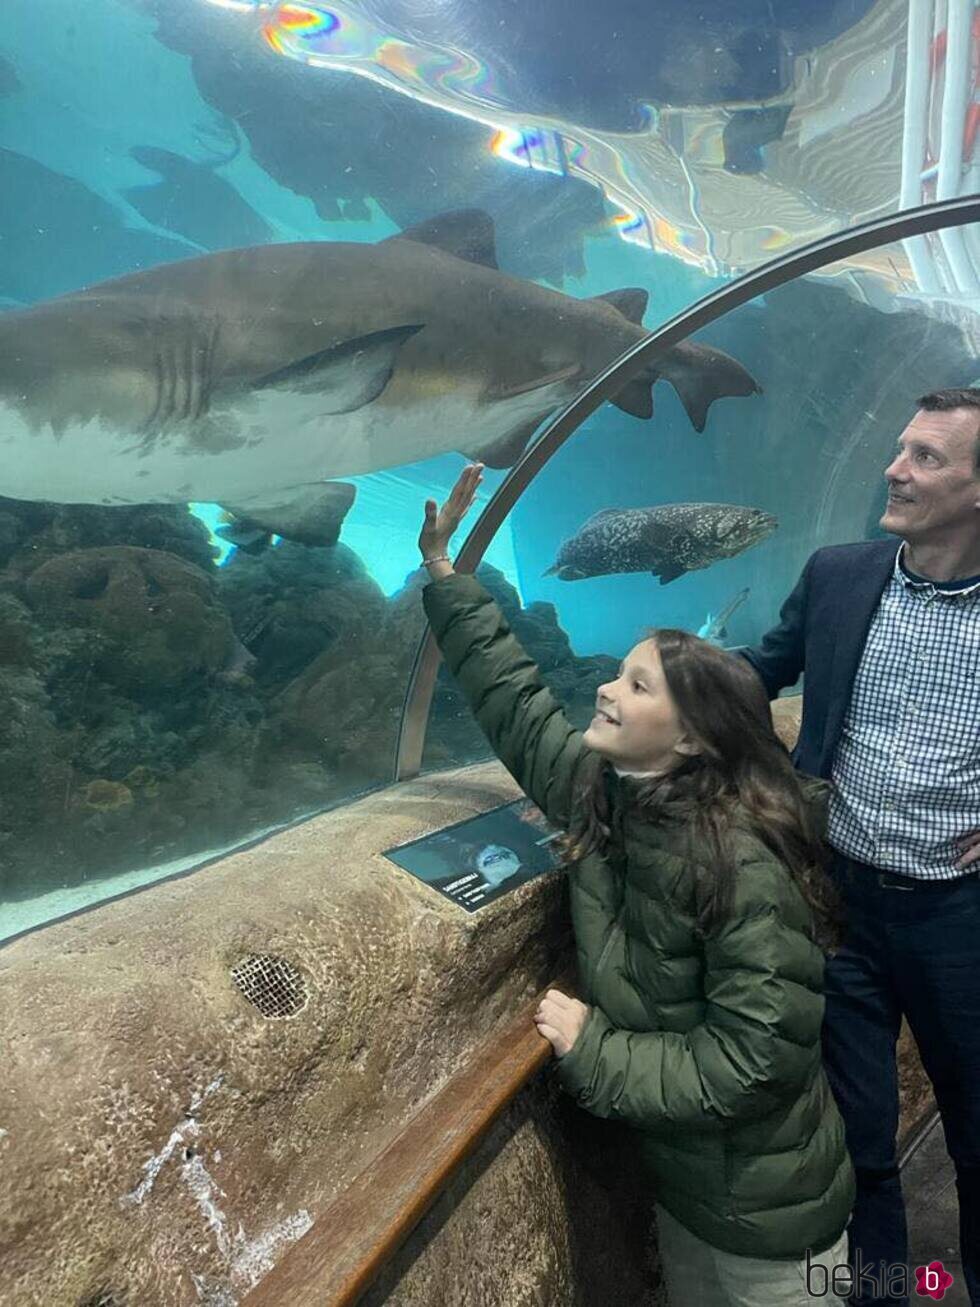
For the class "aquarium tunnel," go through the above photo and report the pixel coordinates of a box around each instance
[1,0,979,1303]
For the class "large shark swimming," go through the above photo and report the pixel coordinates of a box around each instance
[0,209,761,545]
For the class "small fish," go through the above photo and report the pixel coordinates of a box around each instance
[545,504,777,585]
[697,587,750,644]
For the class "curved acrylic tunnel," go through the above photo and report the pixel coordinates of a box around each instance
[396,195,980,779]
[1,1,979,1303]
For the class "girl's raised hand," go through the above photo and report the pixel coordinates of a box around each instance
[419,463,484,564]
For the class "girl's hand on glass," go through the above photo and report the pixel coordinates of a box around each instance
[419,463,484,565]
[534,988,590,1058]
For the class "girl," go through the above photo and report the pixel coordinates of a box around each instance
[419,465,855,1306]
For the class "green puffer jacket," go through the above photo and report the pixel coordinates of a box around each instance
[424,573,855,1260]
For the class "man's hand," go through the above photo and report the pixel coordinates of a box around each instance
[534,988,590,1058]
[955,830,980,870]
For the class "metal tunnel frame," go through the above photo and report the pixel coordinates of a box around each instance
[393,195,980,782]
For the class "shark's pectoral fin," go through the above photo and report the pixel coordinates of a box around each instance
[221,481,357,549]
[386,209,499,269]
[611,378,654,419]
[656,564,686,585]
[458,416,545,469]
[253,324,423,415]
[657,341,761,433]
[592,288,649,325]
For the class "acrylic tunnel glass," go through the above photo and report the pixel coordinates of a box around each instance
[0,0,969,942]
[0,0,708,939]
[420,228,980,777]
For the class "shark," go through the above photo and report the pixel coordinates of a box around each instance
[0,209,761,546]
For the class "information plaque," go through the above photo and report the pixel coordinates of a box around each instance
[383,797,562,912]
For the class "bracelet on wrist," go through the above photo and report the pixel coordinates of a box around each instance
[423,554,451,566]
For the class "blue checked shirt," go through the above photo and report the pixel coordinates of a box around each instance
[828,545,980,878]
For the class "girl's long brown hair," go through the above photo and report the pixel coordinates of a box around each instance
[563,629,844,954]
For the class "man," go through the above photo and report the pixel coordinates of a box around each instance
[743,389,980,1306]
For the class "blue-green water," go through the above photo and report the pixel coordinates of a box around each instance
[1,0,976,941]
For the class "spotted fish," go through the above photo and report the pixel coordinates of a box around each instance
[545,503,777,585]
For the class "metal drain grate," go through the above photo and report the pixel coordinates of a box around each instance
[230,954,309,1019]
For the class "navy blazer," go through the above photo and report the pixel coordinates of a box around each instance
[741,539,900,779]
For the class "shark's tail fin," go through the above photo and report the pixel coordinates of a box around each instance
[610,343,761,431]
[657,342,761,432]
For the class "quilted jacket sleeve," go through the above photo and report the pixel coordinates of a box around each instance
[423,572,591,831]
[555,858,824,1131]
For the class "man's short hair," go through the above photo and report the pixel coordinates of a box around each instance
[916,389,980,470]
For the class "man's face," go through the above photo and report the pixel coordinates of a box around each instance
[880,408,980,544]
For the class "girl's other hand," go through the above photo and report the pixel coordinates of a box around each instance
[419,463,484,566]
[534,988,590,1058]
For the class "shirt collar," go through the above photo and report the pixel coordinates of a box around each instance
[895,542,980,596]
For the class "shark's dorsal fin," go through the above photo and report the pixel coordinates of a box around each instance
[592,288,648,325]
[387,209,499,269]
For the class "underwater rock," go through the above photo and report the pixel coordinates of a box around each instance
[81,779,135,813]
[0,499,217,579]
[0,593,35,668]
[24,546,234,694]
[271,650,403,766]
[0,501,656,909]
[218,541,388,693]
[0,662,75,898]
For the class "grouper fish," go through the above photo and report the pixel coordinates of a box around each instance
[0,210,761,546]
[546,503,777,585]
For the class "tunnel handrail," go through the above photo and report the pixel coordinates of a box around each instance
[240,977,569,1307]
[393,195,980,782]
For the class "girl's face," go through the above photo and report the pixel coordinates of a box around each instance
[583,639,694,773]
